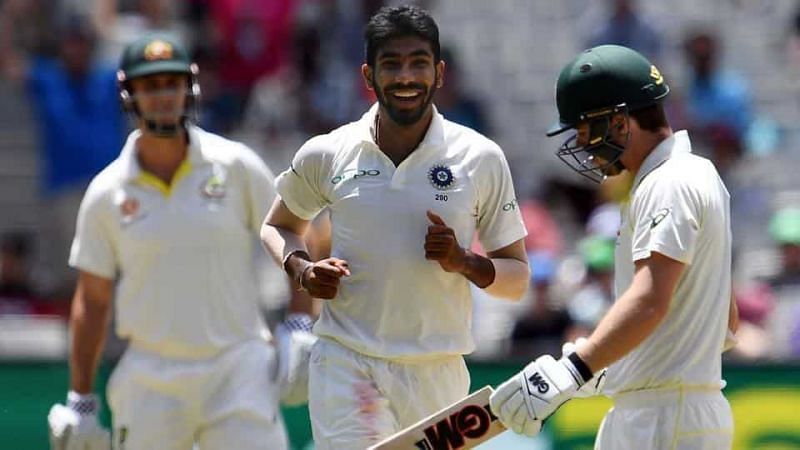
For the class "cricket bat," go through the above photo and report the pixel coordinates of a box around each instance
[368,386,506,450]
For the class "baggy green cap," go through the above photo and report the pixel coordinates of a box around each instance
[119,33,191,80]
[547,45,670,136]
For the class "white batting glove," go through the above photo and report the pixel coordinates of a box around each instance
[561,338,607,398]
[490,353,595,436]
[274,313,318,406]
[48,391,110,450]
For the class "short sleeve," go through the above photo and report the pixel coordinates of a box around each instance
[274,137,331,220]
[69,183,117,279]
[631,179,702,264]
[475,144,527,252]
[236,144,277,232]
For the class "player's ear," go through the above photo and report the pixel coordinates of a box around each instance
[435,60,445,88]
[361,64,375,92]
[612,113,628,135]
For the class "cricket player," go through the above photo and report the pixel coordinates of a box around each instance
[260,5,530,448]
[490,45,739,449]
[46,34,314,450]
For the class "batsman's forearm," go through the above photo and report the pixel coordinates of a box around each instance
[578,287,668,373]
[69,296,111,394]
[483,257,530,300]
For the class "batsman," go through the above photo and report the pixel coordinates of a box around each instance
[47,33,315,450]
[491,45,739,449]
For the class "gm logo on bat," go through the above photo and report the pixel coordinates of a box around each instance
[414,403,499,450]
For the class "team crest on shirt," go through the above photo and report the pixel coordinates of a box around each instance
[428,164,455,191]
[119,197,143,225]
[201,175,226,198]
[201,166,227,199]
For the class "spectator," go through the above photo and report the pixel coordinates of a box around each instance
[192,43,236,134]
[519,196,564,256]
[785,4,800,69]
[0,231,70,317]
[682,29,753,141]
[702,123,745,180]
[586,0,663,61]
[92,0,187,64]
[736,208,800,359]
[436,46,490,135]
[239,15,366,169]
[0,231,35,302]
[200,0,295,125]
[0,13,126,297]
[0,0,62,68]
[768,208,800,287]
[767,205,800,356]
[730,282,774,359]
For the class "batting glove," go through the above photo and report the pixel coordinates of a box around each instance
[274,313,317,406]
[561,338,607,398]
[490,353,594,436]
[48,391,110,450]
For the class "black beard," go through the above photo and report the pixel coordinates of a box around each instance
[374,79,437,126]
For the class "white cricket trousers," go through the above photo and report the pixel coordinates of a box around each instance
[308,338,471,450]
[595,386,733,450]
[106,338,287,450]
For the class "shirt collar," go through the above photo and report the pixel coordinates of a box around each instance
[357,102,446,150]
[119,124,206,182]
[632,130,692,190]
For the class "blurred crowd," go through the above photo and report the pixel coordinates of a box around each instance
[1,0,800,363]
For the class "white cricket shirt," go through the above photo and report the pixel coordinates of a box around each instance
[275,104,527,360]
[604,130,732,394]
[70,125,276,359]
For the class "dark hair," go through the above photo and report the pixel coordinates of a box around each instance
[630,103,668,132]
[364,5,440,67]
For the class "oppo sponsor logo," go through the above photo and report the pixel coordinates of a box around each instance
[330,169,381,184]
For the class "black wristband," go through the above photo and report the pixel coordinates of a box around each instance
[567,351,594,384]
[282,249,311,273]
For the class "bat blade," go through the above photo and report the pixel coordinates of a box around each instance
[368,386,506,450]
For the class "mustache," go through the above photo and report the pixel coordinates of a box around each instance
[384,83,427,93]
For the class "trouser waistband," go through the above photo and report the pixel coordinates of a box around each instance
[613,384,722,408]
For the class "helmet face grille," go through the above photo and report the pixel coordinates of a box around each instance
[555,108,630,183]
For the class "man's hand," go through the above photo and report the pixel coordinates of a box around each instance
[299,257,350,299]
[490,354,591,436]
[425,210,466,273]
[48,392,110,450]
[274,313,317,406]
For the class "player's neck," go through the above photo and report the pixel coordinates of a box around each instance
[624,127,673,175]
[375,107,433,166]
[135,130,188,185]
